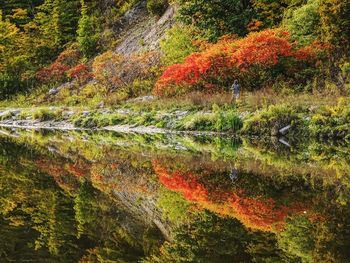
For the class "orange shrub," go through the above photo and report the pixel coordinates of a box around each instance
[154,29,324,96]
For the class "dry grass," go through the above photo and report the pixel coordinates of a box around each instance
[240,89,342,112]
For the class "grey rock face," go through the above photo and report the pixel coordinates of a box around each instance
[115,1,176,56]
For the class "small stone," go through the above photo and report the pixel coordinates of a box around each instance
[97,101,105,108]
[81,111,90,117]
[279,125,292,135]
[48,88,59,96]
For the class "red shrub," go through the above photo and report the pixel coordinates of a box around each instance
[154,29,324,96]
[36,62,70,84]
[67,64,93,84]
[36,46,83,85]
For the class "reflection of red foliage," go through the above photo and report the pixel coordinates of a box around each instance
[66,164,86,178]
[35,159,76,192]
[153,162,306,232]
[154,29,324,96]
[154,162,209,202]
[36,159,67,177]
[227,194,304,232]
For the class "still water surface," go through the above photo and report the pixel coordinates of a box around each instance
[0,128,349,262]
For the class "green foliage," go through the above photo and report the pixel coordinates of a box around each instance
[157,188,190,223]
[176,0,253,41]
[177,107,242,132]
[319,0,350,49]
[160,24,198,66]
[310,98,350,140]
[213,104,243,132]
[31,107,62,121]
[242,104,304,136]
[147,0,168,16]
[278,216,315,262]
[252,0,288,28]
[180,112,216,131]
[77,0,98,58]
[147,211,252,262]
[73,112,127,128]
[284,0,321,45]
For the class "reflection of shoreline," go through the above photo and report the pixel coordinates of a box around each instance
[1,127,348,183]
[0,122,236,136]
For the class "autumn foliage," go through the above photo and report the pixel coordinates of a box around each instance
[92,51,161,93]
[154,29,324,96]
[67,64,93,84]
[153,162,307,232]
[36,47,92,85]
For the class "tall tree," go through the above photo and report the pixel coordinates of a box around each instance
[77,0,98,58]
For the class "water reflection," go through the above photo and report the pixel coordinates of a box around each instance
[0,128,349,262]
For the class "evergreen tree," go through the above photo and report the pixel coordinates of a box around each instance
[77,0,98,58]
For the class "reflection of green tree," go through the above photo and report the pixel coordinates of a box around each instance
[157,187,191,224]
[0,138,149,262]
[0,139,84,261]
[278,216,315,263]
[146,210,295,263]
[0,218,52,262]
[74,180,97,237]
[73,179,149,262]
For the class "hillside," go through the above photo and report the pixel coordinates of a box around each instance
[0,0,349,139]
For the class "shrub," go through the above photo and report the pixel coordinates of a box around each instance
[36,46,82,85]
[310,98,350,139]
[242,104,304,136]
[213,105,243,132]
[154,29,324,97]
[147,0,168,16]
[180,112,216,131]
[178,106,242,132]
[93,51,161,95]
[67,64,93,84]
[73,112,126,128]
[32,108,62,121]
[36,62,70,84]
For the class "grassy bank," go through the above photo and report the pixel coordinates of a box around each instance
[0,91,349,141]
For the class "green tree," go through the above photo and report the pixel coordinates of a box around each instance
[319,0,350,51]
[77,0,98,58]
[283,0,321,45]
[0,11,33,98]
[252,0,289,28]
[176,0,254,41]
[160,24,198,65]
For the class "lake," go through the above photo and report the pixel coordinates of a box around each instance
[0,128,349,262]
